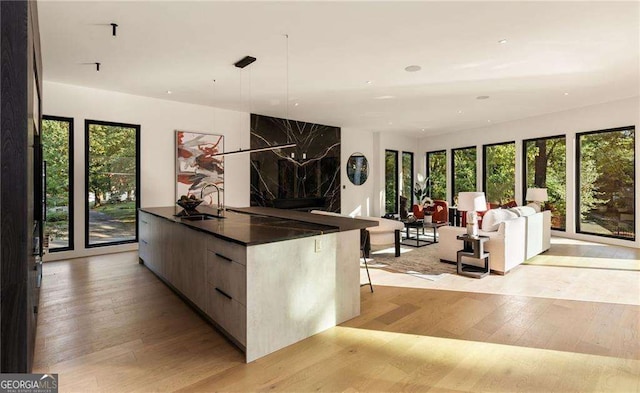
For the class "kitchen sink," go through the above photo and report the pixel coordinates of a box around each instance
[179,213,225,221]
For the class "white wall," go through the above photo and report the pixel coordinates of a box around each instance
[43,81,250,261]
[418,96,640,248]
[340,128,376,217]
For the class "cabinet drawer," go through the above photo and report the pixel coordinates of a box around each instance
[138,238,150,262]
[206,236,246,266]
[138,212,151,241]
[207,284,246,345]
[206,251,246,306]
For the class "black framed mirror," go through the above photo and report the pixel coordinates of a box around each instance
[347,153,368,185]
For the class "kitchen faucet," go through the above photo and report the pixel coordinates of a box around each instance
[201,183,224,217]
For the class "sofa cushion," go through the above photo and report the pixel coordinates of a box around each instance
[507,206,536,217]
[481,208,519,232]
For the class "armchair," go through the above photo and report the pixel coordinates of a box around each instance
[426,200,449,224]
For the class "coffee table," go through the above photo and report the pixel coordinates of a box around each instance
[401,220,447,247]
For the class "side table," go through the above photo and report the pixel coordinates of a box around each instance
[456,234,490,278]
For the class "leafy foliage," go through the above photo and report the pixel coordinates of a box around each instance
[578,129,634,239]
[413,173,433,207]
[42,119,71,247]
[427,151,446,200]
[453,147,476,201]
[525,137,567,229]
[401,152,413,203]
[385,150,397,214]
[484,142,515,205]
[88,123,137,207]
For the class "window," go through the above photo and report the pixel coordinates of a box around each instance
[452,146,476,204]
[85,120,140,247]
[426,150,446,200]
[483,141,516,206]
[577,127,635,240]
[385,150,398,214]
[524,135,566,230]
[42,116,74,251]
[401,152,414,204]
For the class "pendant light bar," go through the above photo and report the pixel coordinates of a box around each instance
[210,143,296,157]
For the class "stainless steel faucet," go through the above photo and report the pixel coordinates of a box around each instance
[201,183,224,217]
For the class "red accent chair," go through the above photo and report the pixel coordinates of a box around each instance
[412,204,425,219]
[426,200,449,224]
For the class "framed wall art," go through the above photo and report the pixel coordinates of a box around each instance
[175,130,224,206]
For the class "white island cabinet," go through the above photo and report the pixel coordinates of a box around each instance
[138,208,368,362]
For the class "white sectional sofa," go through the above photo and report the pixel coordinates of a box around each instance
[438,208,551,274]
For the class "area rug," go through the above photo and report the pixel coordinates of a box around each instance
[362,243,457,280]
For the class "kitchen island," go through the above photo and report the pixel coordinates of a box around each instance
[138,206,377,362]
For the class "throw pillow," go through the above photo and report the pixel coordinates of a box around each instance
[502,200,518,208]
[481,208,519,232]
[508,206,537,217]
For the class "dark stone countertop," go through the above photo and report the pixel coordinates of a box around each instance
[140,206,378,246]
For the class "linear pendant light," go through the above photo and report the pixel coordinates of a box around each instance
[213,36,296,158]
[210,143,296,157]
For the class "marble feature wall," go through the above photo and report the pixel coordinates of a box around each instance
[250,114,341,212]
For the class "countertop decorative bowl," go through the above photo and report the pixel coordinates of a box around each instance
[176,198,203,212]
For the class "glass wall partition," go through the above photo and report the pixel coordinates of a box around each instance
[42,116,74,251]
[524,135,567,230]
[577,127,635,240]
[451,146,476,205]
[426,150,446,201]
[401,152,414,205]
[85,120,140,247]
[384,149,398,214]
[483,141,516,206]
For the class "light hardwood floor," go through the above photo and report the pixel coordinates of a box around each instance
[34,239,640,392]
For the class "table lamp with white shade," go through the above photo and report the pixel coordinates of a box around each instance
[457,192,488,237]
[525,188,548,212]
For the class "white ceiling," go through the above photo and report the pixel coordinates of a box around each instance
[39,1,640,136]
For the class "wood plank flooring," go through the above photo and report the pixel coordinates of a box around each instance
[33,242,640,392]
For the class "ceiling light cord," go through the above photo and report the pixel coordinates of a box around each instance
[285,33,292,148]
[212,79,216,132]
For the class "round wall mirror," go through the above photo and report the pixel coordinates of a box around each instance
[346,153,369,185]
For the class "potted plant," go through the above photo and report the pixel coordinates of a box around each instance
[413,173,434,221]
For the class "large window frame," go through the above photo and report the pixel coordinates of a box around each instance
[401,151,414,205]
[385,149,399,214]
[523,134,567,231]
[451,146,477,205]
[576,126,635,241]
[85,119,141,248]
[482,141,516,206]
[426,150,446,201]
[42,115,74,252]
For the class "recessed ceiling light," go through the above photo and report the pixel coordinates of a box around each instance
[388,121,393,125]
[564,92,569,96]
[421,128,426,132]
[498,39,508,44]
[477,95,490,100]
[458,110,463,114]
[404,65,422,72]
[487,120,492,123]
[166,90,172,94]
[366,80,373,85]
[374,95,396,100]
[294,102,299,107]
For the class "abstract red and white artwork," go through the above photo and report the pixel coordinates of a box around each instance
[175,131,224,206]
